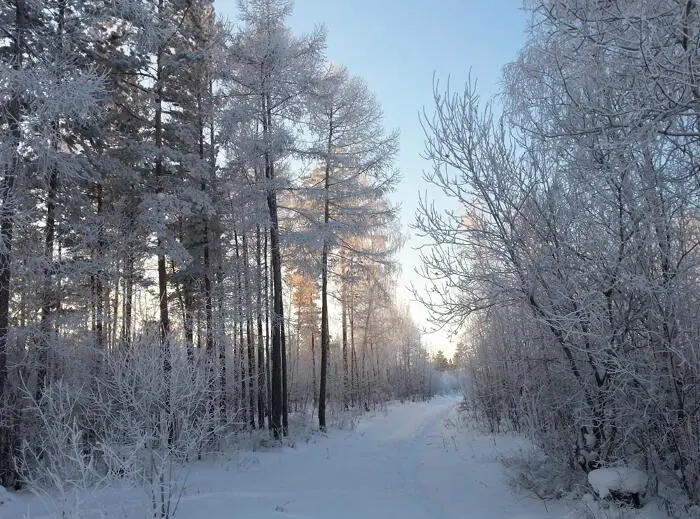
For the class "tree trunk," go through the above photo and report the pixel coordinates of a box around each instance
[154,1,172,450]
[154,10,170,365]
[350,289,357,407]
[267,191,284,438]
[282,301,288,435]
[216,262,227,424]
[319,239,330,430]
[110,261,119,350]
[37,0,65,399]
[264,232,271,424]
[243,233,256,428]
[201,83,214,381]
[234,229,247,427]
[182,280,195,363]
[263,95,286,439]
[94,184,105,351]
[341,264,349,409]
[37,147,58,400]
[318,117,333,431]
[122,252,133,346]
[0,0,26,488]
[311,332,317,407]
[256,227,265,427]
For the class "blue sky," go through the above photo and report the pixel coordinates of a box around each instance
[214,0,529,354]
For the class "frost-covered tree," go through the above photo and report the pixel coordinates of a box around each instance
[221,0,325,437]
[417,0,700,506]
[0,0,105,487]
[303,64,399,429]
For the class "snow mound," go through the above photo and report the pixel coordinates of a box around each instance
[0,485,11,505]
[588,467,648,498]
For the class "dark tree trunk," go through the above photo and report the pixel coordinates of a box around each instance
[256,227,266,427]
[37,0,65,399]
[216,263,227,423]
[94,184,105,351]
[243,233,256,428]
[122,252,133,346]
[155,21,170,366]
[319,243,329,430]
[154,0,171,450]
[318,120,333,431]
[267,190,284,438]
[0,0,26,488]
[281,303,288,436]
[311,332,317,407]
[262,95,286,439]
[37,149,58,400]
[264,232,271,424]
[182,280,195,363]
[234,229,247,427]
[341,268,349,409]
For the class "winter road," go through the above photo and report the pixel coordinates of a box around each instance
[177,394,567,519]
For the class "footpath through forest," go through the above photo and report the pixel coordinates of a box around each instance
[181,394,573,518]
[5,395,574,518]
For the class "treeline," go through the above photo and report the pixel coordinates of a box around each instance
[418,0,700,509]
[0,0,433,490]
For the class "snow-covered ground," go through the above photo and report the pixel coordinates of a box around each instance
[0,395,668,518]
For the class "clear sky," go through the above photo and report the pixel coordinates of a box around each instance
[214,0,529,356]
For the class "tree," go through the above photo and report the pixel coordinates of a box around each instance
[0,0,104,487]
[304,65,399,430]
[416,0,700,505]
[223,0,325,437]
[432,350,450,372]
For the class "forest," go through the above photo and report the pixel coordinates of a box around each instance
[0,0,436,503]
[4,0,700,517]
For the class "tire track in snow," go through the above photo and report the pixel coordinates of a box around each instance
[395,397,456,518]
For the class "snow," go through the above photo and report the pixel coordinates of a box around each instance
[0,395,659,519]
[588,467,648,499]
[0,485,12,506]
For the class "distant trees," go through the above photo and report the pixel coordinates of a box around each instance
[431,350,450,372]
[0,0,433,495]
[417,0,700,507]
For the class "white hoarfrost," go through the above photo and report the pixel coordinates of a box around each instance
[5,397,673,518]
[4,395,572,518]
[588,467,648,498]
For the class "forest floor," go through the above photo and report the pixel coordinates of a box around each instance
[2,394,670,518]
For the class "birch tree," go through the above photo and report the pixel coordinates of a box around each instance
[417,0,700,505]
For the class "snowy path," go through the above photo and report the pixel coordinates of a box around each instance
[4,395,572,518]
[178,394,568,519]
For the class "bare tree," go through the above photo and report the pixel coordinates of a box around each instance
[417,0,700,506]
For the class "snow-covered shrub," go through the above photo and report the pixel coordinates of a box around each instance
[92,338,227,518]
[504,447,586,500]
[327,404,362,431]
[16,379,108,518]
